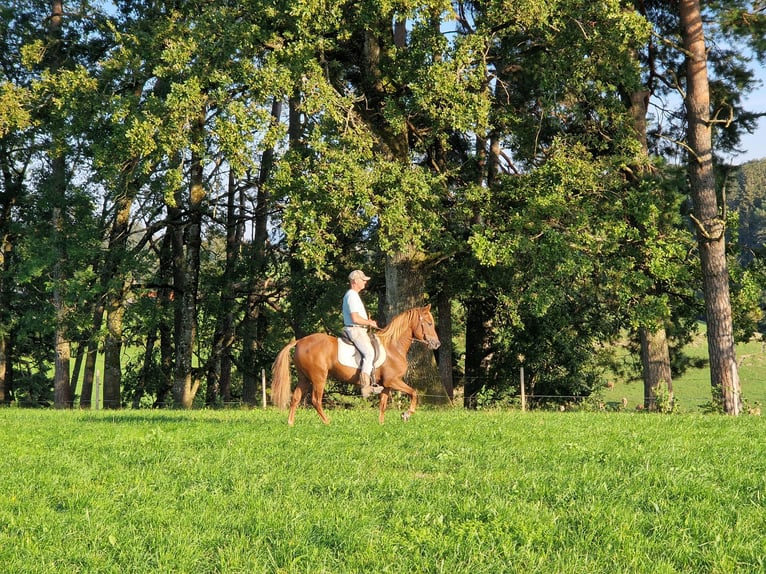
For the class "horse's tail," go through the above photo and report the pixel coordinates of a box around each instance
[271,340,299,410]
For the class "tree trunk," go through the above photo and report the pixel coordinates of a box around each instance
[150,231,174,407]
[626,68,675,411]
[52,199,73,409]
[463,297,493,407]
[0,142,21,404]
[680,0,742,415]
[384,252,448,403]
[53,319,72,408]
[0,337,7,404]
[0,189,14,404]
[241,98,282,406]
[205,170,241,406]
[102,297,125,408]
[171,114,205,408]
[358,18,444,400]
[132,326,156,409]
[46,0,72,408]
[461,79,500,408]
[79,308,102,409]
[640,327,673,410]
[436,289,454,401]
[240,302,260,406]
[101,189,134,408]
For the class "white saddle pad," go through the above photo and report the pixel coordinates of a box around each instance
[337,337,387,370]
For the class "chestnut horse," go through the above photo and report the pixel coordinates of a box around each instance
[271,305,441,425]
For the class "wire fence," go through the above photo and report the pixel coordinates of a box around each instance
[10,392,755,413]
[9,369,760,413]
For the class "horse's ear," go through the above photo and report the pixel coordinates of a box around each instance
[423,304,431,311]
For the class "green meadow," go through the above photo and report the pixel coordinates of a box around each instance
[2,407,766,573]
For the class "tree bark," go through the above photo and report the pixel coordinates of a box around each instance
[240,98,282,406]
[205,170,241,406]
[46,0,72,408]
[436,289,454,401]
[680,0,742,415]
[463,297,494,408]
[171,113,205,408]
[155,232,175,407]
[132,326,156,409]
[0,337,7,404]
[102,296,125,409]
[384,252,447,403]
[79,308,102,409]
[102,188,134,408]
[640,327,673,410]
[357,17,444,400]
[52,206,73,408]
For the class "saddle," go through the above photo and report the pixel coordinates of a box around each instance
[337,332,387,370]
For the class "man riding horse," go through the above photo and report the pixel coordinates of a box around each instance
[342,269,383,398]
[271,303,441,425]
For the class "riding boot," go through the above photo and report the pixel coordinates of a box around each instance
[369,369,383,395]
[360,372,373,398]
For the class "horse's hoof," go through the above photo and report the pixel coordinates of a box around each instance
[401,411,411,422]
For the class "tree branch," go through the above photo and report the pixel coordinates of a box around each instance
[689,213,726,241]
[655,133,702,163]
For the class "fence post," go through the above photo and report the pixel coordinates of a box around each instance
[95,370,100,410]
[261,368,267,409]
[520,364,526,412]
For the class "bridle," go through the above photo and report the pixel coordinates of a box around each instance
[409,313,434,346]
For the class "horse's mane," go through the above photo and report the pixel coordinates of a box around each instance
[377,308,417,345]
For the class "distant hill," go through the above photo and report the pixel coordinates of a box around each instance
[731,158,766,261]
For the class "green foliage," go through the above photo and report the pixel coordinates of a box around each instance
[4,409,766,572]
[482,0,649,164]
[468,145,636,396]
[474,384,519,410]
[0,83,31,136]
[374,163,443,256]
[653,380,676,414]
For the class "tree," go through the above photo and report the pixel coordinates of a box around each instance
[620,0,766,413]
[680,0,742,414]
[457,0,668,405]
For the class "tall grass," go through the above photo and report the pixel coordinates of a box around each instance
[2,407,765,573]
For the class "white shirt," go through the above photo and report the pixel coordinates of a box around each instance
[342,289,368,326]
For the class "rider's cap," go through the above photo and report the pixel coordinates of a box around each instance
[349,269,371,282]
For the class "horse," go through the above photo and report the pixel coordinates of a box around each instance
[271,305,441,425]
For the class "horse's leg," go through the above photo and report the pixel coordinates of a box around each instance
[378,389,391,424]
[288,377,311,426]
[379,379,418,423]
[311,379,330,424]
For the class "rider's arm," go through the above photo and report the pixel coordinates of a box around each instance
[350,312,378,328]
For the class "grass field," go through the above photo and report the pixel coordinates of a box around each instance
[3,407,766,573]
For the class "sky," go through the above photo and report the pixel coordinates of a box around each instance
[730,65,766,165]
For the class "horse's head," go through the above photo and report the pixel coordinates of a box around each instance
[414,304,441,350]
